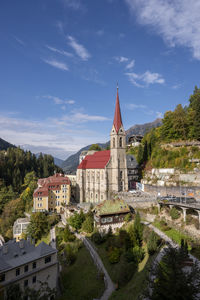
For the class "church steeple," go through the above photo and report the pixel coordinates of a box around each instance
[113,86,123,133]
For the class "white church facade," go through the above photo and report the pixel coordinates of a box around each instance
[76,88,128,203]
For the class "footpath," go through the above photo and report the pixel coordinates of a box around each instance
[61,214,115,300]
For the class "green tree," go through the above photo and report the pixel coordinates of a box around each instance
[63,225,75,242]
[133,212,143,246]
[147,231,159,255]
[27,213,48,241]
[82,216,94,233]
[89,144,102,151]
[68,211,85,230]
[148,246,200,300]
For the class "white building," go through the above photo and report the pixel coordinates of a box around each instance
[0,239,58,299]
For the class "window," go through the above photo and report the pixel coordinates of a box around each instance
[24,279,28,287]
[32,262,36,269]
[24,265,28,272]
[113,137,115,148]
[0,273,5,282]
[101,195,103,200]
[32,276,36,284]
[45,256,51,264]
[107,217,113,223]
[119,137,122,147]
[16,268,20,276]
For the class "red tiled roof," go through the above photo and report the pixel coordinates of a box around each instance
[33,173,71,197]
[113,88,123,133]
[77,150,110,169]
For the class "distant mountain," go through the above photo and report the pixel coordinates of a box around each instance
[0,138,16,151]
[62,118,162,174]
[36,153,64,168]
[126,118,162,139]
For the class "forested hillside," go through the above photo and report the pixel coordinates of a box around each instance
[0,137,16,151]
[0,147,63,240]
[130,86,200,171]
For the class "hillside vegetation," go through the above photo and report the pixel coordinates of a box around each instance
[0,147,63,239]
[129,86,200,171]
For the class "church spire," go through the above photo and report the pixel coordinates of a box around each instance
[113,85,123,133]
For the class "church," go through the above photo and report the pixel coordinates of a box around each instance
[76,88,128,203]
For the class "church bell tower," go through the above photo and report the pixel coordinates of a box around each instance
[110,87,128,192]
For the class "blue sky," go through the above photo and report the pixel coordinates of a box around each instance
[1,0,200,159]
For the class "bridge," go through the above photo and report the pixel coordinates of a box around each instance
[158,201,200,225]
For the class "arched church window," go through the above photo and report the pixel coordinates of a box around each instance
[113,138,115,148]
[119,137,122,147]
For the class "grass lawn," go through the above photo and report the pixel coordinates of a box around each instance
[58,245,104,300]
[109,246,157,300]
[36,232,50,246]
[153,221,192,250]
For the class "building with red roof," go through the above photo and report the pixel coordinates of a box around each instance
[33,173,71,213]
[76,88,128,203]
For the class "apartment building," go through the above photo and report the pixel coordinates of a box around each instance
[33,173,71,213]
[0,239,58,299]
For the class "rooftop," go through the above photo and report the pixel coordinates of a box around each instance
[94,199,130,216]
[78,150,110,169]
[0,240,56,272]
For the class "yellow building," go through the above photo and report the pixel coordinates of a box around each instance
[33,173,71,213]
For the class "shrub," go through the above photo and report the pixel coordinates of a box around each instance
[160,220,171,231]
[124,213,132,223]
[147,231,159,255]
[117,262,137,286]
[63,225,75,242]
[47,213,60,228]
[91,231,104,244]
[81,216,94,233]
[108,247,121,264]
[170,207,180,220]
[65,244,77,265]
[132,245,145,263]
[124,250,135,263]
[186,215,193,225]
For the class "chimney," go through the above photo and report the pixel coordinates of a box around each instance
[3,244,8,254]
[19,240,24,249]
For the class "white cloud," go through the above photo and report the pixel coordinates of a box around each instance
[126,59,135,69]
[126,70,165,87]
[96,30,104,36]
[61,0,82,10]
[172,83,182,90]
[42,58,69,71]
[67,35,90,61]
[125,0,200,60]
[126,103,147,110]
[13,36,25,46]
[46,45,73,57]
[42,95,75,105]
[0,113,109,158]
[115,56,129,63]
